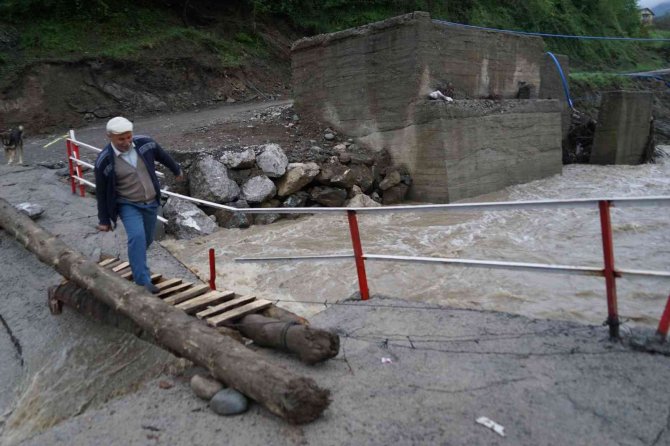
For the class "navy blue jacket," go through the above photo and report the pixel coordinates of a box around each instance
[94,135,181,227]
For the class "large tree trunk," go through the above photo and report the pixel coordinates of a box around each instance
[50,282,340,365]
[0,198,330,424]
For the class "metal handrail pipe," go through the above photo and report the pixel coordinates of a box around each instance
[616,268,670,279]
[69,157,94,169]
[236,253,355,262]
[158,196,670,215]
[235,252,603,276]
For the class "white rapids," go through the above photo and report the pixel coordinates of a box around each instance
[162,149,670,329]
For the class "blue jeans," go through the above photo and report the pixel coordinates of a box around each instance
[117,199,159,286]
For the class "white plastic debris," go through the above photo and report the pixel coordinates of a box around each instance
[381,357,393,364]
[476,416,505,437]
[428,90,454,102]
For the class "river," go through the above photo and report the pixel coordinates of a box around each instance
[162,149,670,329]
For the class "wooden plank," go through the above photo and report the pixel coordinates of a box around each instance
[207,300,272,327]
[155,278,182,291]
[120,270,133,280]
[175,290,235,315]
[98,258,118,267]
[196,295,256,319]
[164,284,210,305]
[150,274,162,283]
[112,261,130,272]
[157,282,193,298]
[105,260,125,270]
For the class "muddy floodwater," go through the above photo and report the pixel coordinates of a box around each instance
[162,150,670,328]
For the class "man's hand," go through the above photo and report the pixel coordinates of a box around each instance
[97,224,111,232]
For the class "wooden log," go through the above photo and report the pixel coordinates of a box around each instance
[0,197,330,424]
[238,314,340,365]
[48,282,244,344]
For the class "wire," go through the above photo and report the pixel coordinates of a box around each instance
[433,19,670,42]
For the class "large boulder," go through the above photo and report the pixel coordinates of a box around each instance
[189,155,240,203]
[379,170,401,191]
[310,186,347,207]
[256,143,288,178]
[214,199,253,229]
[241,175,276,203]
[282,191,310,220]
[316,162,356,189]
[346,194,382,208]
[163,198,219,239]
[220,148,256,169]
[382,183,409,205]
[276,162,320,197]
[349,164,374,192]
[255,199,282,225]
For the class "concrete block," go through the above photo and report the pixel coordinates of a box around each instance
[591,91,653,165]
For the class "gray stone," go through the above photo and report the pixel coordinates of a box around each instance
[228,168,252,185]
[346,194,382,208]
[379,170,401,191]
[338,152,352,164]
[283,191,309,208]
[214,200,253,229]
[317,162,356,189]
[190,374,224,401]
[189,155,240,203]
[256,143,288,178]
[349,151,375,166]
[371,191,382,203]
[255,199,282,225]
[324,133,335,141]
[382,183,409,205]
[373,149,393,176]
[163,198,219,239]
[334,144,347,152]
[209,388,249,416]
[15,202,45,219]
[310,186,347,207]
[220,148,256,169]
[349,164,374,192]
[276,162,320,197]
[292,114,300,121]
[241,175,276,203]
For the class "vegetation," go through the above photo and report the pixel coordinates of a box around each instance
[0,0,668,74]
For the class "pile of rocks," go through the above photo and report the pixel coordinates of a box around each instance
[163,142,411,239]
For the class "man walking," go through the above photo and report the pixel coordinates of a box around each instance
[95,117,183,293]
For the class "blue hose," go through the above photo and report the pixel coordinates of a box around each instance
[546,52,574,109]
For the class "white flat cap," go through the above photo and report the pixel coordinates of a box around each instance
[106,116,134,134]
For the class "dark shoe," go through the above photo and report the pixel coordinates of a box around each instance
[144,283,160,294]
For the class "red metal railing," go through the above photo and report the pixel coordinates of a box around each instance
[64,131,670,341]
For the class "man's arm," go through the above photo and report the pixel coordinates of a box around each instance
[153,141,182,177]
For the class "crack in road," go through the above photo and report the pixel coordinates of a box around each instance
[0,313,23,367]
[651,406,670,446]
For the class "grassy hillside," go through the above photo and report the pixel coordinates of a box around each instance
[0,0,668,82]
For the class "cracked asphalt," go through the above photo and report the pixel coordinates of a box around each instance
[1,113,670,445]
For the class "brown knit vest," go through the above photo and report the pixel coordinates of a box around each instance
[114,153,156,203]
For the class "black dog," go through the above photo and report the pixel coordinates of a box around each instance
[2,125,24,165]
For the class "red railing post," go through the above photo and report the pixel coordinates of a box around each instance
[66,139,76,194]
[72,143,85,197]
[598,200,620,340]
[209,248,216,290]
[347,210,370,300]
[656,294,670,341]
